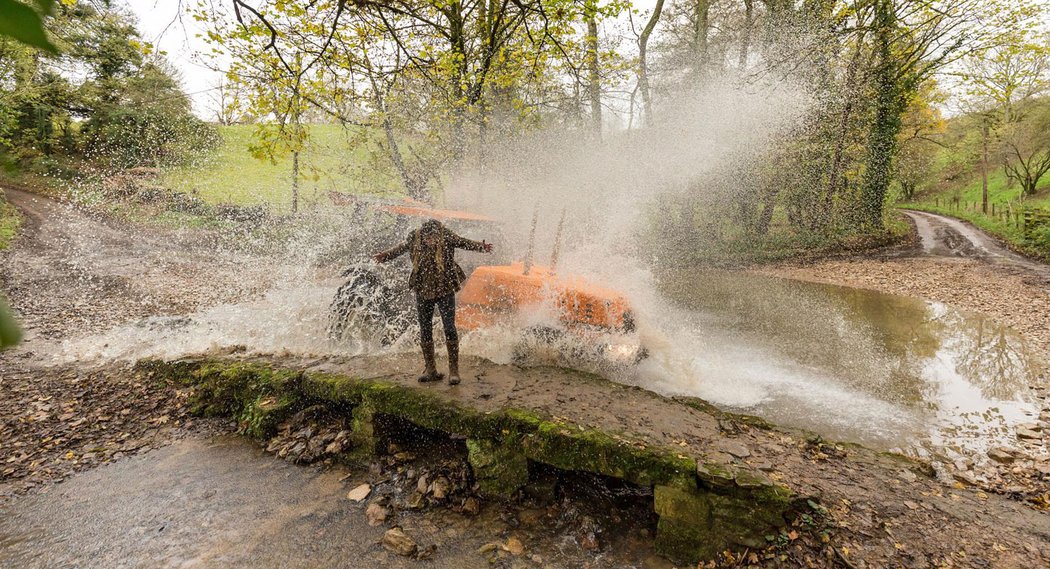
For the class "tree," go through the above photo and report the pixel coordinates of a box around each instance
[636,0,665,126]
[955,14,1048,210]
[1000,104,1050,196]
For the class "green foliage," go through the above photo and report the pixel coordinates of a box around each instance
[1029,224,1050,251]
[0,0,57,53]
[0,4,215,173]
[0,192,20,249]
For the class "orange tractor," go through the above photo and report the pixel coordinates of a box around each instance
[327,194,644,364]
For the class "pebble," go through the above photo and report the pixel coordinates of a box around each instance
[1016,428,1042,440]
[366,502,389,526]
[504,537,525,555]
[430,476,450,499]
[382,527,418,557]
[462,496,481,516]
[346,483,371,502]
[987,447,1017,464]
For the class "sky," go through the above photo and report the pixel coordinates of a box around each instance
[125,0,219,118]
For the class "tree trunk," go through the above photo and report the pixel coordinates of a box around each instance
[291,150,300,214]
[585,3,602,139]
[824,39,866,227]
[858,0,905,229]
[693,0,710,81]
[381,112,425,201]
[448,1,468,158]
[638,0,665,127]
[981,120,989,213]
[738,0,754,70]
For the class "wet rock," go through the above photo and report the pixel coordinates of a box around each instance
[430,476,450,499]
[417,474,430,494]
[753,460,775,472]
[517,508,545,527]
[952,471,979,486]
[721,441,751,459]
[346,483,371,502]
[406,491,425,509]
[503,537,525,556]
[462,496,481,516]
[477,543,499,554]
[642,555,676,569]
[382,527,418,557]
[988,447,1017,464]
[366,502,389,526]
[1016,428,1042,440]
[577,531,599,551]
[577,516,600,551]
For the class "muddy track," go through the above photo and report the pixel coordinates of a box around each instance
[901,209,1050,287]
[0,186,277,345]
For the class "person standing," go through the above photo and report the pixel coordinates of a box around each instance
[373,219,493,385]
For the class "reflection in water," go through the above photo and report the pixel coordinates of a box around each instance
[654,270,1044,456]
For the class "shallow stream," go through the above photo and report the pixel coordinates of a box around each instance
[56,265,1045,462]
[640,270,1045,459]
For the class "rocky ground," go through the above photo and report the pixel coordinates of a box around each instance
[2,188,1050,568]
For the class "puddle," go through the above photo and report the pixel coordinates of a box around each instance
[641,270,1046,458]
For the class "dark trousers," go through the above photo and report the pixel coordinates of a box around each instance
[417,293,457,346]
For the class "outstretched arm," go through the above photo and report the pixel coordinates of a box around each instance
[447,231,494,253]
[373,240,410,263]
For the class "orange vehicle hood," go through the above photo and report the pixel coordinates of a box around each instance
[457,262,632,331]
[377,204,495,223]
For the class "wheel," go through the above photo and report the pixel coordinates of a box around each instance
[511,325,564,364]
[328,264,415,346]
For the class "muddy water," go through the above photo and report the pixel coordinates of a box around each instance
[643,270,1045,457]
[0,436,659,569]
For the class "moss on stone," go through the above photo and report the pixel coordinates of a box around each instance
[346,403,379,460]
[520,419,697,489]
[138,356,798,565]
[466,438,529,498]
[238,391,302,439]
[654,482,790,561]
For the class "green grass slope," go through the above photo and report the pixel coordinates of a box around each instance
[162,124,401,210]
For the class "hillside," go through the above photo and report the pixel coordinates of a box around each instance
[161,124,402,210]
[900,96,1050,258]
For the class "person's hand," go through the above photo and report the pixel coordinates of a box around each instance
[482,240,494,253]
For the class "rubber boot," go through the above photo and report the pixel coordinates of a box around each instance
[419,341,443,382]
[447,338,461,385]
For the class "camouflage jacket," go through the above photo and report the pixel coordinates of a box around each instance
[376,227,488,300]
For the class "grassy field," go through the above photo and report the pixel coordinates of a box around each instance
[0,193,21,250]
[162,124,402,210]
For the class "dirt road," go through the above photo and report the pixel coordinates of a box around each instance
[1,187,277,344]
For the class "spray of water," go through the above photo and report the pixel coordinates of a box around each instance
[50,75,1045,460]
